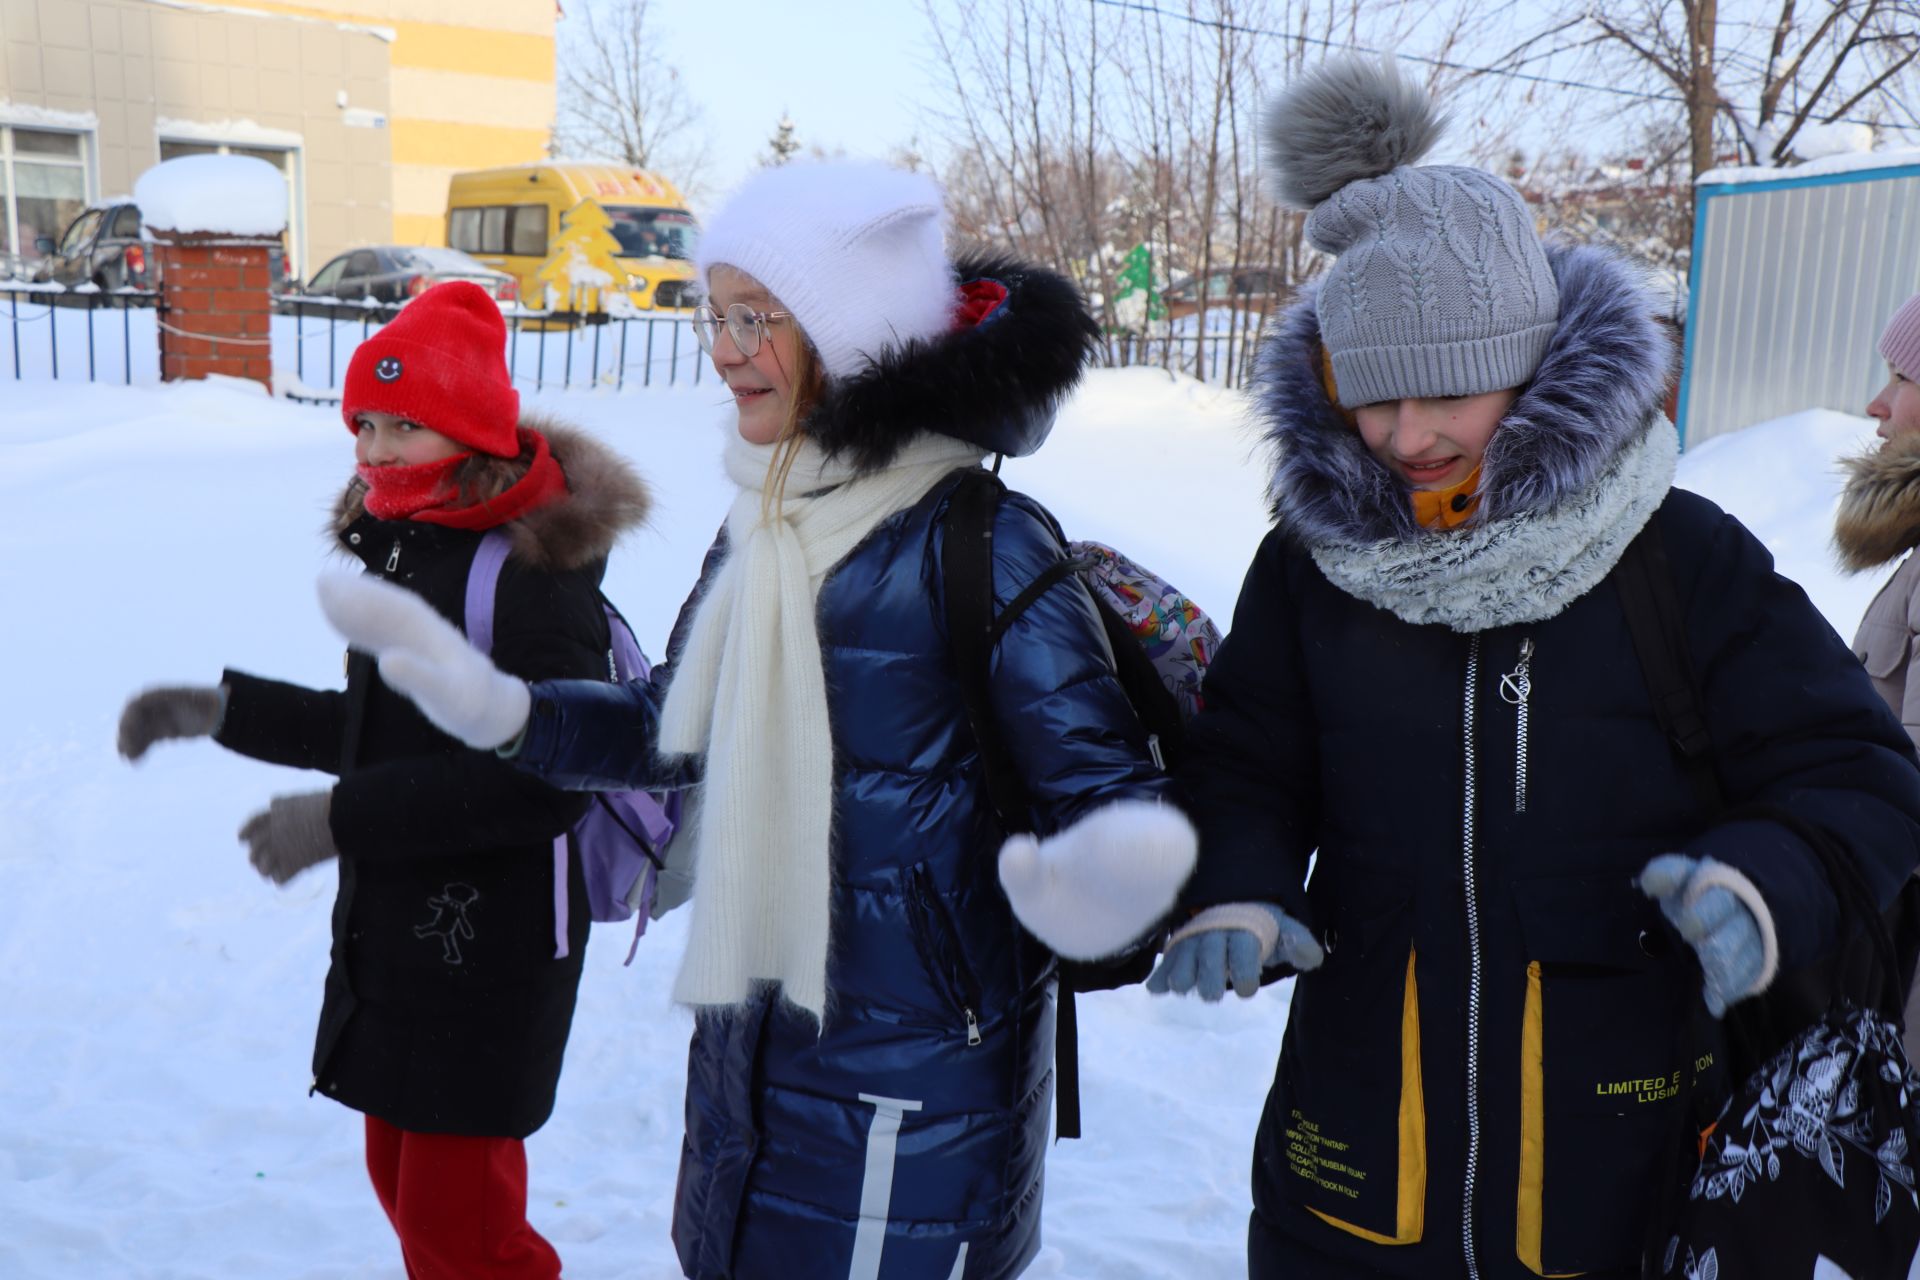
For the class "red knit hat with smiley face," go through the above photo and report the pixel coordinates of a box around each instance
[341,281,520,457]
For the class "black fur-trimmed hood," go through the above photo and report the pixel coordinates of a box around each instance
[1255,242,1675,545]
[334,416,650,572]
[805,251,1101,473]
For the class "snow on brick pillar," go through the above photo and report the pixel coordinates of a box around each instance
[152,233,275,388]
[133,154,289,391]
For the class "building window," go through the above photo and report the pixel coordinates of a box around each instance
[1,126,93,277]
[157,138,304,281]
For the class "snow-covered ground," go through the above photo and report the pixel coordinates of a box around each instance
[0,368,1280,1279]
[0,372,1889,1277]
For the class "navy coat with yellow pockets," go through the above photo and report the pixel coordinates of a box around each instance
[1177,245,1920,1280]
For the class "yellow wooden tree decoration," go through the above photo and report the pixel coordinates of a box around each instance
[536,199,624,313]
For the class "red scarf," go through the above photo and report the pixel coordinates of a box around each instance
[358,428,569,530]
[357,453,472,521]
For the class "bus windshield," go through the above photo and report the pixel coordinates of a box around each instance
[604,207,697,261]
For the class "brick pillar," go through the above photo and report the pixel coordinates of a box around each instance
[153,230,275,390]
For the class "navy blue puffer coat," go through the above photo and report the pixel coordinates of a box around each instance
[509,257,1172,1279]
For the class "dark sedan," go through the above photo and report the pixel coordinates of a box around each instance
[33,200,293,291]
[300,246,518,310]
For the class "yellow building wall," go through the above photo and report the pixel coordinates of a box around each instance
[209,0,555,246]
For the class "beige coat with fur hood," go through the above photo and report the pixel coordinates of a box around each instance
[1837,438,1920,749]
[1835,436,1920,1058]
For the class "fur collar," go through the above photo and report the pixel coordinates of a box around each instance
[1255,242,1675,546]
[334,416,650,572]
[1827,435,1920,571]
[1835,435,1920,572]
[804,250,1100,473]
[1312,420,1677,632]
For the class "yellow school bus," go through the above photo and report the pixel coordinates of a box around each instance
[445,164,699,312]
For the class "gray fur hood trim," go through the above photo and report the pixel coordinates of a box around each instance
[1835,434,1920,572]
[1255,242,1675,545]
[1311,416,1677,632]
[333,416,650,572]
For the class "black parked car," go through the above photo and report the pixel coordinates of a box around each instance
[33,200,294,292]
[298,246,518,314]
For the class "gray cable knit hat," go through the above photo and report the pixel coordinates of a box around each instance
[1266,57,1559,408]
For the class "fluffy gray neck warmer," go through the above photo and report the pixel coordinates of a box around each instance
[1311,417,1677,632]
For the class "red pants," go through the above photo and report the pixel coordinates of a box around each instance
[363,1115,562,1280]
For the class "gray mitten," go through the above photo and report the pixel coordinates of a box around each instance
[239,790,339,885]
[118,685,227,761]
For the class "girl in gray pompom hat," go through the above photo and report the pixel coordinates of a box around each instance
[1144,55,1920,1280]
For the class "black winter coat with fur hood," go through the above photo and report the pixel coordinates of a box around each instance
[214,420,649,1137]
[1177,246,1920,1280]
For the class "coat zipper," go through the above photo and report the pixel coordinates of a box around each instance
[1499,636,1535,814]
[385,540,402,573]
[1461,634,1485,1280]
[908,867,984,1046]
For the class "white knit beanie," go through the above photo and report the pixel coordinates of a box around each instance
[694,161,956,381]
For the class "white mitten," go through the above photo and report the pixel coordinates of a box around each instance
[998,799,1197,960]
[316,573,531,749]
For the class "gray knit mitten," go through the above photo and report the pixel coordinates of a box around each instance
[118,685,228,761]
[240,790,339,885]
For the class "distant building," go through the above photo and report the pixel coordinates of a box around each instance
[0,0,556,279]
[1680,150,1920,448]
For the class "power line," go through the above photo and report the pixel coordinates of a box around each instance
[1087,0,1905,129]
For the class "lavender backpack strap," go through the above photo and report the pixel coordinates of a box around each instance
[463,529,514,656]
[463,530,573,960]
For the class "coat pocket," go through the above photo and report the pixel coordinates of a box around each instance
[904,862,986,1046]
[1271,877,1425,1245]
[1512,875,1693,1276]
[1856,615,1911,680]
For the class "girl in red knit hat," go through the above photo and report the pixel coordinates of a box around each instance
[116,280,651,1279]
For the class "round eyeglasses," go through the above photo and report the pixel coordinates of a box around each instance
[692,302,794,358]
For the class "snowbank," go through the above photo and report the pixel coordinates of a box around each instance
[133,154,287,237]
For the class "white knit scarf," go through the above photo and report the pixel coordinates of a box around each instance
[1310,416,1679,633]
[659,427,986,1018]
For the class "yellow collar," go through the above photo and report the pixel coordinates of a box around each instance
[1411,465,1483,529]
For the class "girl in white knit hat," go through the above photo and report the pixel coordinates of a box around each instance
[316,159,1195,1279]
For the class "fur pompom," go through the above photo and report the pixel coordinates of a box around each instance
[1263,55,1446,209]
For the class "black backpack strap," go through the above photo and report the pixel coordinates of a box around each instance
[1615,513,1726,1271]
[1613,516,1724,814]
[942,467,1032,833]
[938,465,1091,1140]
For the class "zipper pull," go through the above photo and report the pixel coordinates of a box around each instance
[1499,637,1534,706]
[385,541,402,573]
[964,1007,982,1046]
[1146,732,1165,771]
[1502,637,1535,814]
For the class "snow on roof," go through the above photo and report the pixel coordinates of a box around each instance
[156,116,303,149]
[134,155,287,236]
[0,101,99,130]
[391,246,496,273]
[140,0,394,41]
[1698,147,1920,187]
